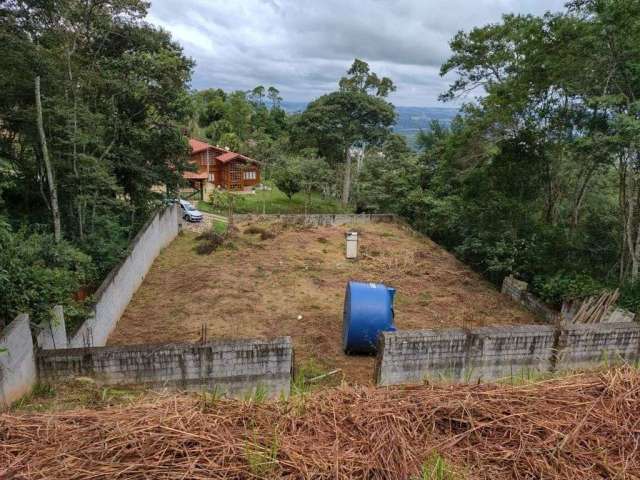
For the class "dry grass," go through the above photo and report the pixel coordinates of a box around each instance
[2,367,640,479]
[108,220,539,384]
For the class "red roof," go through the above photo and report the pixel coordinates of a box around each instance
[187,138,258,165]
[216,151,240,163]
[188,138,211,154]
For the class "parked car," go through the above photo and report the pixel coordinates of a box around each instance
[179,199,203,222]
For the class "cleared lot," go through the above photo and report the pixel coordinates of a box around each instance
[108,220,539,383]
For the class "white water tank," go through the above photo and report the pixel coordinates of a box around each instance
[346,231,358,259]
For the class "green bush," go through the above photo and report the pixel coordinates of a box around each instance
[618,282,640,314]
[532,273,604,306]
[0,218,94,327]
[207,189,245,212]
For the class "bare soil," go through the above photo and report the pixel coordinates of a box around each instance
[108,220,539,384]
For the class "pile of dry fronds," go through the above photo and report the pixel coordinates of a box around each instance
[2,368,639,479]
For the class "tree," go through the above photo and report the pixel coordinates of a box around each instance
[339,58,396,97]
[249,85,265,106]
[355,135,422,215]
[0,0,194,320]
[267,86,282,108]
[293,60,396,206]
[271,156,302,201]
[297,153,331,214]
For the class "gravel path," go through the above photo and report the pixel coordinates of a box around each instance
[182,212,228,233]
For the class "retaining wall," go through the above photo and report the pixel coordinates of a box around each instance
[557,322,640,370]
[70,205,180,347]
[37,337,293,398]
[376,322,640,386]
[0,315,36,407]
[501,276,559,322]
[234,213,396,226]
[376,326,556,385]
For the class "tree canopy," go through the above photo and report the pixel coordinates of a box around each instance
[0,0,193,325]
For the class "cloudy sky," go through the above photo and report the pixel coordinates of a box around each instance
[148,0,566,107]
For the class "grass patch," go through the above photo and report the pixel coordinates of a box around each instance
[11,380,145,412]
[292,359,341,395]
[211,219,228,235]
[417,453,460,479]
[244,435,280,477]
[198,184,353,215]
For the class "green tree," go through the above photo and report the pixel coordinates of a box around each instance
[293,60,396,207]
[0,0,193,323]
[271,156,302,201]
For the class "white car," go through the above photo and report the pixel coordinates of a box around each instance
[179,199,203,222]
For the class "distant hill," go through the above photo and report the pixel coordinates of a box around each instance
[281,101,458,149]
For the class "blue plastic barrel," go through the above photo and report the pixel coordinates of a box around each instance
[343,281,396,354]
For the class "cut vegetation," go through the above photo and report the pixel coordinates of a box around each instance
[108,220,538,383]
[3,367,639,479]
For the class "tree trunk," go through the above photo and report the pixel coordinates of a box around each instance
[35,75,62,242]
[570,164,597,230]
[341,147,352,207]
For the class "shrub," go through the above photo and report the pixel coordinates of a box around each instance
[0,219,94,327]
[618,282,640,314]
[194,231,225,255]
[532,272,604,306]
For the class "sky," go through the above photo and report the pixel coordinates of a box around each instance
[148,0,566,107]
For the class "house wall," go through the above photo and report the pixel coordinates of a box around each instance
[37,337,293,398]
[69,205,180,347]
[190,148,260,190]
[0,314,36,408]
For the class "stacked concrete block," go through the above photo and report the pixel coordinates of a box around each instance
[465,325,556,381]
[557,323,640,371]
[38,337,293,398]
[376,326,556,386]
[376,329,468,385]
[501,276,559,323]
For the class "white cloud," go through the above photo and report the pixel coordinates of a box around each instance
[148,0,566,106]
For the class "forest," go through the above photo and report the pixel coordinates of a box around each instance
[1,0,640,327]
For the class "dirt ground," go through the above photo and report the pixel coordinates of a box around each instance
[108,220,540,384]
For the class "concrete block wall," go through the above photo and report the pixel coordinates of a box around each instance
[70,205,179,347]
[501,276,559,323]
[36,305,68,350]
[38,337,293,398]
[377,322,640,386]
[234,213,397,227]
[0,315,36,408]
[557,322,640,370]
[376,326,556,385]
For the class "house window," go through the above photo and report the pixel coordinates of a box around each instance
[208,173,215,182]
[243,171,256,180]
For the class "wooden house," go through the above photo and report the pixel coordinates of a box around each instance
[183,139,261,194]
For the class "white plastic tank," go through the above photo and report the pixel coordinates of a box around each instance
[346,231,358,259]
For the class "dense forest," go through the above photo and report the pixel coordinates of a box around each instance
[1,0,640,328]
[355,0,640,309]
